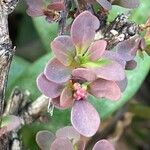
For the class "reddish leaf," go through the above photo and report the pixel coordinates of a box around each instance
[113,0,139,9]
[71,11,100,54]
[103,51,126,68]
[86,40,107,61]
[51,36,75,66]
[36,130,56,150]
[72,68,97,82]
[56,126,80,142]
[71,100,100,137]
[96,0,112,10]
[125,60,137,70]
[47,2,65,11]
[44,58,72,83]
[91,61,125,81]
[116,77,128,92]
[26,0,44,17]
[89,79,121,101]
[51,137,73,150]
[37,73,64,98]
[92,139,115,150]
[60,86,74,109]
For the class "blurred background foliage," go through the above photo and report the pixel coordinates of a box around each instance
[6,0,150,149]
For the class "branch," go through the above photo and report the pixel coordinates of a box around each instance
[0,0,19,115]
[0,0,19,149]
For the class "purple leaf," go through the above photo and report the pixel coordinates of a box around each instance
[37,73,64,98]
[125,60,137,70]
[89,79,121,101]
[72,68,97,82]
[51,137,73,150]
[112,0,139,9]
[26,0,44,17]
[91,61,125,81]
[76,140,86,150]
[51,36,75,66]
[71,11,100,54]
[103,51,126,68]
[36,130,56,150]
[44,58,72,83]
[47,1,65,11]
[86,40,107,61]
[56,126,80,142]
[52,96,72,110]
[71,100,100,137]
[60,86,74,109]
[115,38,137,61]
[96,0,112,10]
[116,77,128,92]
[0,115,21,137]
[92,139,115,150]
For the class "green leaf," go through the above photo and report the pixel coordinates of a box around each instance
[10,54,52,100]
[129,103,150,119]
[6,56,30,97]
[33,17,58,52]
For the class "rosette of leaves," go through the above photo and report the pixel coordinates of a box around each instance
[37,11,127,137]
[36,126,115,150]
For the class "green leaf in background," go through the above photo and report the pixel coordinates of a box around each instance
[33,17,58,52]
[6,56,30,98]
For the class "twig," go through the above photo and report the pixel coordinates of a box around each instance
[2,88,49,149]
[58,0,71,35]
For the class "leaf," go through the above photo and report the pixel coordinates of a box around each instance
[37,73,64,98]
[89,79,121,101]
[112,0,139,9]
[0,115,21,137]
[71,100,100,137]
[56,126,80,142]
[96,0,112,10]
[7,56,30,97]
[9,54,52,100]
[71,11,100,55]
[44,58,72,83]
[51,137,73,150]
[129,103,150,119]
[36,130,56,150]
[92,139,115,150]
[33,17,58,52]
